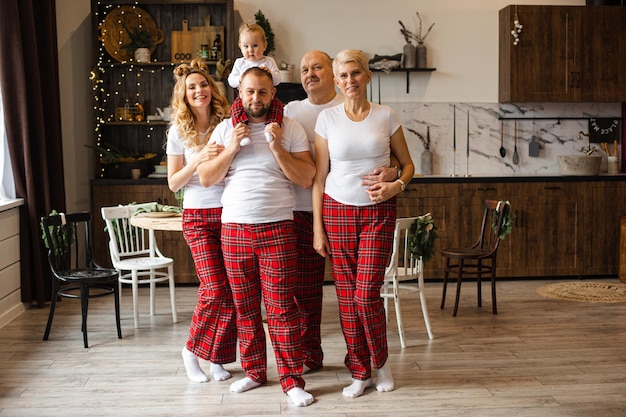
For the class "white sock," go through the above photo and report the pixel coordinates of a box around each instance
[209,362,231,381]
[342,378,373,398]
[287,387,314,407]
[375,362,394,392]
[181,347,208,383]
[230,377,261,393]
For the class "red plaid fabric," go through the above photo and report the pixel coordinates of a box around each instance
[322,194,396,380]
[221,220,305,392]
[293,210,326,370]
[182,208,237,364]
[230,96,284,126]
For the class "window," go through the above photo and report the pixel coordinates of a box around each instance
[0,83,16,200]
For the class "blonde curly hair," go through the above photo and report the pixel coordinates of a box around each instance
[170,59,230,152]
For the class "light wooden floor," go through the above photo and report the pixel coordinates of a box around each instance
[2,278,626,416]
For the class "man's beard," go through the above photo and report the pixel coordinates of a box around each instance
[244,101,270,119]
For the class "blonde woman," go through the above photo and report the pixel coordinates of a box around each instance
[312,49,415,398]
[167,59,236,383]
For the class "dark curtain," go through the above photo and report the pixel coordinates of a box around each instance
[0,0,66,304]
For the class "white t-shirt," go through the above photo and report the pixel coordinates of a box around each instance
[166,126,224,209]
[210,116,310,223]
[227,56,281,88]
[284,94,344,211]
[315,103,401,207]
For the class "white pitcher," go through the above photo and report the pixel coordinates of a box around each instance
[156,107,172,121]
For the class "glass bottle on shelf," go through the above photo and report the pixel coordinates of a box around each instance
[211,34,222,60]
[201,44,209,60]
[117,98,133,122]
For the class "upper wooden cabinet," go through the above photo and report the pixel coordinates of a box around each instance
[499,5,626,102]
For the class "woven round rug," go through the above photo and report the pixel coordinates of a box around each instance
[537,281,626,303]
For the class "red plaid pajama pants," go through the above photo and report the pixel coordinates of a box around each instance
[182,208,237,364]
[221,220,304,392]
[323,194,396,380]
[293,210,326,370]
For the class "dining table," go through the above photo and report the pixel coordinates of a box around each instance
[130,212,183,256]
[130,212,183,232]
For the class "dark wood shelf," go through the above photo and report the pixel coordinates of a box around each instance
[100,121,169,126]
[99,60,220,68]
[370,67,436,93]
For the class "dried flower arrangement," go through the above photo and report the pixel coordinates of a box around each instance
[399,12,435,45]
[407,126,431,151]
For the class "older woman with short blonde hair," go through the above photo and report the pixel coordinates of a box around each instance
[312,49,415,398]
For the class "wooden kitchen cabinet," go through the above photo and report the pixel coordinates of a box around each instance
[91,182,198,284]
[579,7,626,102]
[399,182,514,279]
[454,182,516,277]
[499,5,626,102]
[584,181,626,275]
[398,183,458,276]
[399,177,624,280]
[512,182,582,277]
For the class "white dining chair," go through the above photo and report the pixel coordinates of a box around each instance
[382,217,434,348]
[101,202,177,328]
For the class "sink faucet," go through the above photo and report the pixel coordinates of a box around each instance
[577,131,597,155]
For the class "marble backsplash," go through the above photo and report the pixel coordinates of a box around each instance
[389,102,622,176]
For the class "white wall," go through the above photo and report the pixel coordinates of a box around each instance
[235,0,584,102]
[56,0,93,213]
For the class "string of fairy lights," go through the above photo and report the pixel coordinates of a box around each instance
[91,1,175,177]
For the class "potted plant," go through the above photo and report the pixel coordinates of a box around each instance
[254,10,275,56]
[122,24,156,62]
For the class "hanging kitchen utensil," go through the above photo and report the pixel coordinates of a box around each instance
[529,136,540,157]
[529,121,540,157]
[499,120,506,157]
[512,120,519,165]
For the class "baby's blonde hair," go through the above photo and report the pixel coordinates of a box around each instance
[238,23,266,45]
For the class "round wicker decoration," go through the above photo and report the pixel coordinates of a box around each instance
[537,281,626,303]
[98,5,164,62]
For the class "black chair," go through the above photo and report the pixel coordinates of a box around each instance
[40,212,122,348]
[440,200,510,316]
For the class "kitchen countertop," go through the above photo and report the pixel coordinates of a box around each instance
[92,174,626,186]
[0,198,24,212]
[409,174,626,184]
